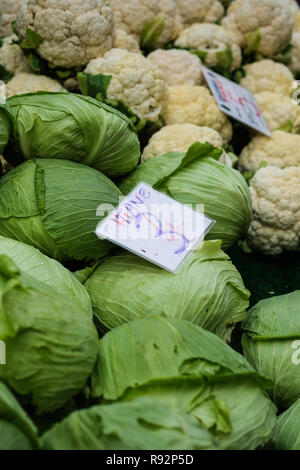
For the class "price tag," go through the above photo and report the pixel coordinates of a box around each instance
[202,67,271,137]
[96,183,215,274]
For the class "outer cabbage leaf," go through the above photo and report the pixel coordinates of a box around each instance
[83,240,250,341]
[270,399,300,450]
[0,236,92,316]
[0,255,98,414]
[42,396,216,450]
[119,143,252,250]
[0,381,39,450]
[0,159,122,263]
[91,317,276,450]
[242,292,300,409]
[0,92,140,178]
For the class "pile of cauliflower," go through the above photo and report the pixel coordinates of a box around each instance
[0,0,299,256]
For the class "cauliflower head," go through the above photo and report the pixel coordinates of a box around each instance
[0,0,26,37]
[147,49,203,86]
[221,0,293,57]
[84,48,168,122]
[248,166,300,255]
[0,35,30,75]
[113,29,141,54]
[255,92,300,133]
[239,131,300,172]
[174,0,224,25]
[162,85,232,144]
[5,72,64,98]
[111,0,183,48]
[15,0,115,69]
[289,33,300,74]
[240,60,294,96]
[141,124,222,162]
[175,23,242,71]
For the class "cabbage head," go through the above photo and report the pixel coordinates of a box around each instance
[0,254,98,414]
[119,143,252,250]
[270,399,300,450]
[42,396,216,450]
[91,317,277,450]
[242,291,300,410]
[0,236,92,315]
[0,382,39,450]
[0,159,122,263]
[83,240,250,341]
[0,92,140,178]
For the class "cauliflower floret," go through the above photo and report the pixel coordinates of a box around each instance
[248,166,300,255]
[15,0,115,69]
[289,33,300,74]
[5,72,64,98]
[113,29,141,54]
[221,0,293,57]
[162,85,232,144]
[240,60,294,96]
[175,23,242,71]
[147,49,203,86]
[0,0,26,37]
[273,0,299,16]
[0,35,30,75]
[255,92,300,133]
[84,49,168,122]
[239,131,300,172]
[111,0,183,47]
[174,0,224,25]
[141,124,222,162]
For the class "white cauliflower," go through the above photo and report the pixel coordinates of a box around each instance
[174,0,224,25]
[221,0,293,57]
[0,0,26,37]
[147,49,203,86]
[289,33,300,74]
[5,72,64,98]
[111,0,183,47]
[175,23,242,71]
[162,85,232,144]
[141,124,222,162]
[240,60,294,96]
[0,35,30,75]
[15,0,115,69]
[84,48,168,122]
[248,166,300,255]
[255,92,300,133]
[113,29,141,54]
[239,131,300,173]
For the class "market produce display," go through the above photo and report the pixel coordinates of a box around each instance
[0,0,299,452]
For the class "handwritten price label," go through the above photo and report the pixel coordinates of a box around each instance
[202,67,271,137]
[96,183,215,273]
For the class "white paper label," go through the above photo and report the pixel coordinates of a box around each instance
[96,183,215,274]
[202,67,271,137]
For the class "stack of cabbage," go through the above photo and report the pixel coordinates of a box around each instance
[0,0,299,452]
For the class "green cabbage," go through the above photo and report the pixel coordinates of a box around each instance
[83,240,250,341]
[91,317,277,450]
[242,291,300,410]
[119,143,252,250]
[0,92,140,178]
[0,159,122,263]
[270,399,300,450]
[42,396,216,450]
[0,236,92,315]
[0,254,98,414]
[0,381,39,450]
